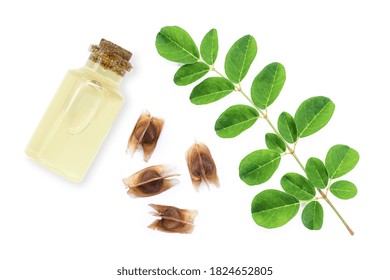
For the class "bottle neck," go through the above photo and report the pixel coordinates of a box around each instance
[84,60,123,83]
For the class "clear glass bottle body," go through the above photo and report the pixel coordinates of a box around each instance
[26,61,125,182]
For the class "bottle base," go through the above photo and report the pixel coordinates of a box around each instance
[25,148,85,183]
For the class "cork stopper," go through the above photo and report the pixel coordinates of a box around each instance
[88,39,132,76]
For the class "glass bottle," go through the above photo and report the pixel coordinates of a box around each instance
[26,39,132,182]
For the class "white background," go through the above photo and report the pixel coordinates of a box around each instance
[1,0,389,279]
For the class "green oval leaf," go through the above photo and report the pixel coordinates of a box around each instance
[294,96,335,138]
[305,157,328,189]
[224,35,257,83]
[190,77,235,105]
[330,180,358,199]
[156,26,199,64]
[215,105,259,138]
[265,133,286,153]
[251,62,286,109]
[200,28,218,65]
[280,172,316,201]
[302,201,324,230]
[174,62,210,86]
[277,112,297,144]
[252,190,300,229]
[325,144,359,179]
[239,150,281,186]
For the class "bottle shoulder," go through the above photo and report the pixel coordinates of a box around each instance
[66,67,125,99]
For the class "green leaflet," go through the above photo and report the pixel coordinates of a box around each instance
[190,77,235,105]
[251,62,286,109]
[156,26,199,64]
[305,157,328,189]
[265,133,286,153]
[174,62,210,86]
[200,28,218,65]
[224,35,257,83]
[330,180,358,199]
[252,190,300,229]
[277,112,297,144]
[215,105,259,138]
[325,144,359,179]
[239,149,281,186]
[302,201,324,230]
[281,172,316,201]
[294,96,335,138]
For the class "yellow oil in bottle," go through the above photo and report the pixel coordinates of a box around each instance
[26,39,132,182]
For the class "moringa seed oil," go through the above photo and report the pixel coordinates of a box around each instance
[26,39,132,182]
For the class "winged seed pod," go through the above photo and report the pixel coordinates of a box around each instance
[148,204,198,234]
[185,142,219,190]
[127,110,164,162]
[123,165,179,197]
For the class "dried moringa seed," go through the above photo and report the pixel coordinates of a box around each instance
[185,142,219,190]
[148,204,198,234]
[123,165,179,197]
[127,110,164,162]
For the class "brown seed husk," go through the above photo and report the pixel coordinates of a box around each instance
[185,142,219,190]
[123,165,179,197]
[148,204,198,234]
[149,204,198,223]
[127,110,164,162]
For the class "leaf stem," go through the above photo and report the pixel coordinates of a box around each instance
[212,67,354,235]
[293,138,299,152]
[211,67,226,80]
[322,195,354,235]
